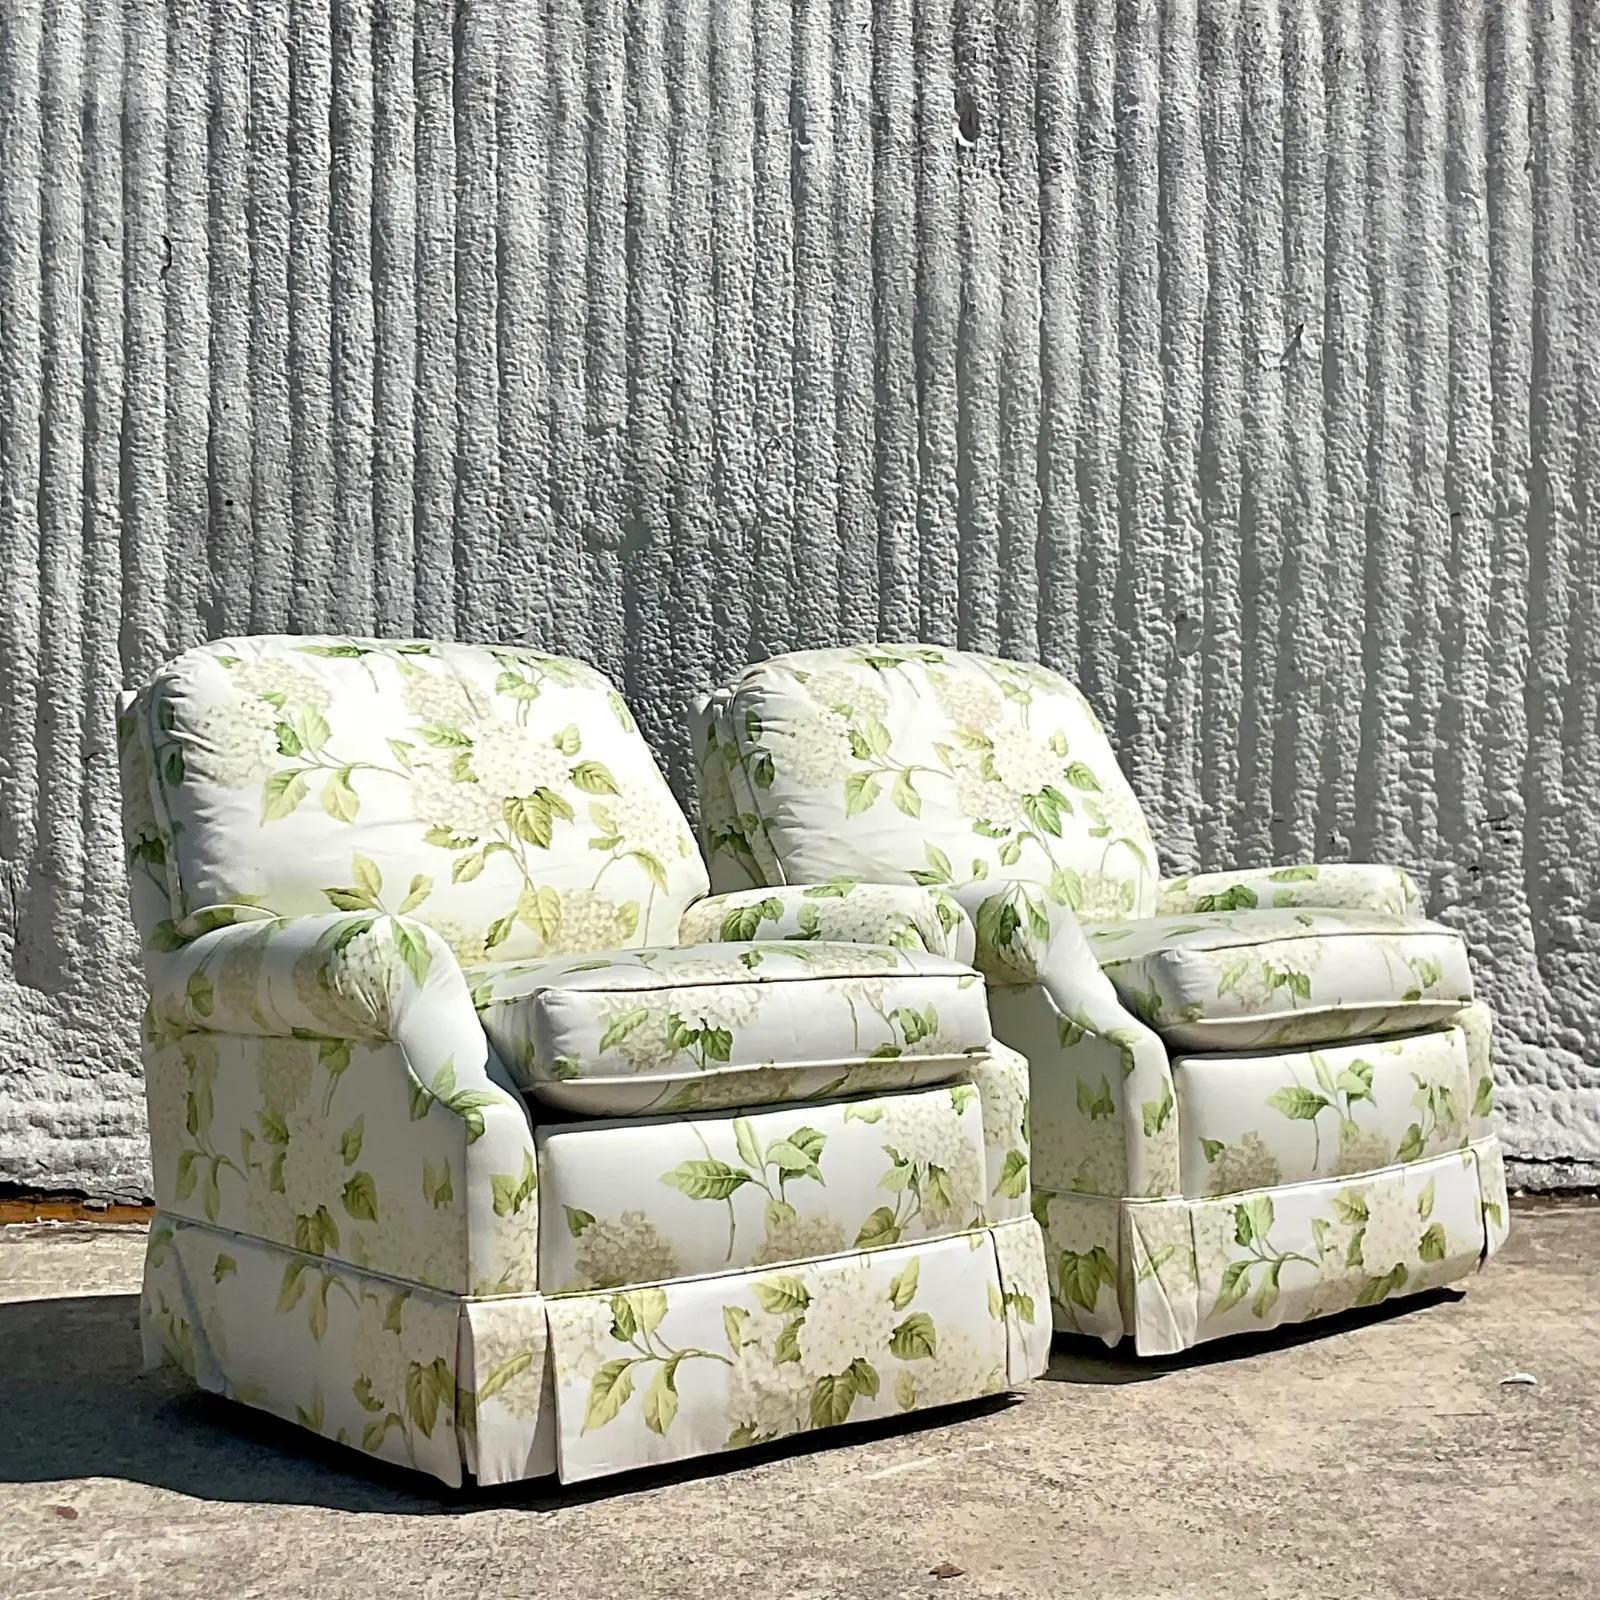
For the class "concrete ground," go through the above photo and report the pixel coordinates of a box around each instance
[3,1203,1595,1600]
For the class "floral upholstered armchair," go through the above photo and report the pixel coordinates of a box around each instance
[692,643,1509,1357]
[118,636,1049,1487]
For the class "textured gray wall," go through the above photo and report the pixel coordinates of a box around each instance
[0,0,1595,1196]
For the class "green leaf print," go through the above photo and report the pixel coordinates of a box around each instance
[887,1257,920,1309]
[517,885,563,944]
[754,1275,811,1315]
[720,899,781,942]
[642,1356,683,1435]
[261,769,309,822]
[1234,1195,1275,1247]
[1267,1086,1330,1121]
[996,1149,1029,1199]
[733,1116,764,1168]
[856,1207,902,1249]
[341,1172,378,1222]
[353,1374,386,1413]
[390,920,432,986]
[320,768,360,822]
[614,1287,668,1338]
[1076,1076,1116,1120]
[1048,867,1086,908]
[844,772,882,816]
[1141,1083,1174,1137]
[661,1158,752,1201]
[584,1359,636,1432]
[476,1350,536,1404]
[1251,1261,1282,1319]
[276,1260,309,1312]
[888,1312,938,1360]
[491,1151,538,1216]
[848,1356,881,1399]
[810,1372,858,1429]
[910,843,953,885]
[891,770,922,818]
[405,1357,451,1437]
[1059,1246,1117,1313]
[1212,1260,1252,1315]
[1355,1264,1409,1307]
[571,760,619,795]
[766,1131,824,1181]
[598,1008,650,1051]
[773,1317,803,1365]
[338,1116,364,1164]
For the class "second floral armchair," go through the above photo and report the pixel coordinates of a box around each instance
[692,643,1509,1356]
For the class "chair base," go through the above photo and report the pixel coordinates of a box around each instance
[1033,1136,1509,1357]
[141,1212,1050,1486]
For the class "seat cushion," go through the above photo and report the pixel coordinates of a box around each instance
[1087,908,1472,1049]
[1173,1026,1475,1197]
[474,942,992,1115]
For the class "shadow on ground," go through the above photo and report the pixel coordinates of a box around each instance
[0,1283,1463,1511]
[0,1290,1027,1513]
[1044,1286,1464,1385]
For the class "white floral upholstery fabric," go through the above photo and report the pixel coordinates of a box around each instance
[680,880,974,963]
[538,1080,1001,1291]
[1156,863,1422,918]
[142,1216,528,1488]
[545,1221,1047,1481]
[120,636,1048,1486]
[473,942,991,1115]
[1087,909,1473,1049]
[1041,1141,1509,1354]
[693,643,1509,1356]
[142,912,541,1297]
[1171,1027,1478,1196]
[130,636,706,964]
[693,643,1160,919]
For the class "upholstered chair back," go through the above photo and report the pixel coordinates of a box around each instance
[119,636,706,963]
[693,643,1158,920]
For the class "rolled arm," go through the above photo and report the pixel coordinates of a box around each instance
[1157,862,1420,918]
[679,880,975,963]
[150,910,483,1048]
[142,912,538,1297]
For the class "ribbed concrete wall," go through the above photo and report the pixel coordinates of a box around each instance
[0,0,1595,1195]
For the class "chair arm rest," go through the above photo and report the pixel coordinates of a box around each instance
[143,908,529,1139]
[1156,862,1421,917]
[141,912,539,1297]
[679,881,975,963]
[952,879,1179,1198]
[146,910,477,1042]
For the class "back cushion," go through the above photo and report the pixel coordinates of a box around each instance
[699,643,1159,919]
[131,636,706,962]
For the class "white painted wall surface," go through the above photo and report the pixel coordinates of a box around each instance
[0,1,1595,1195]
